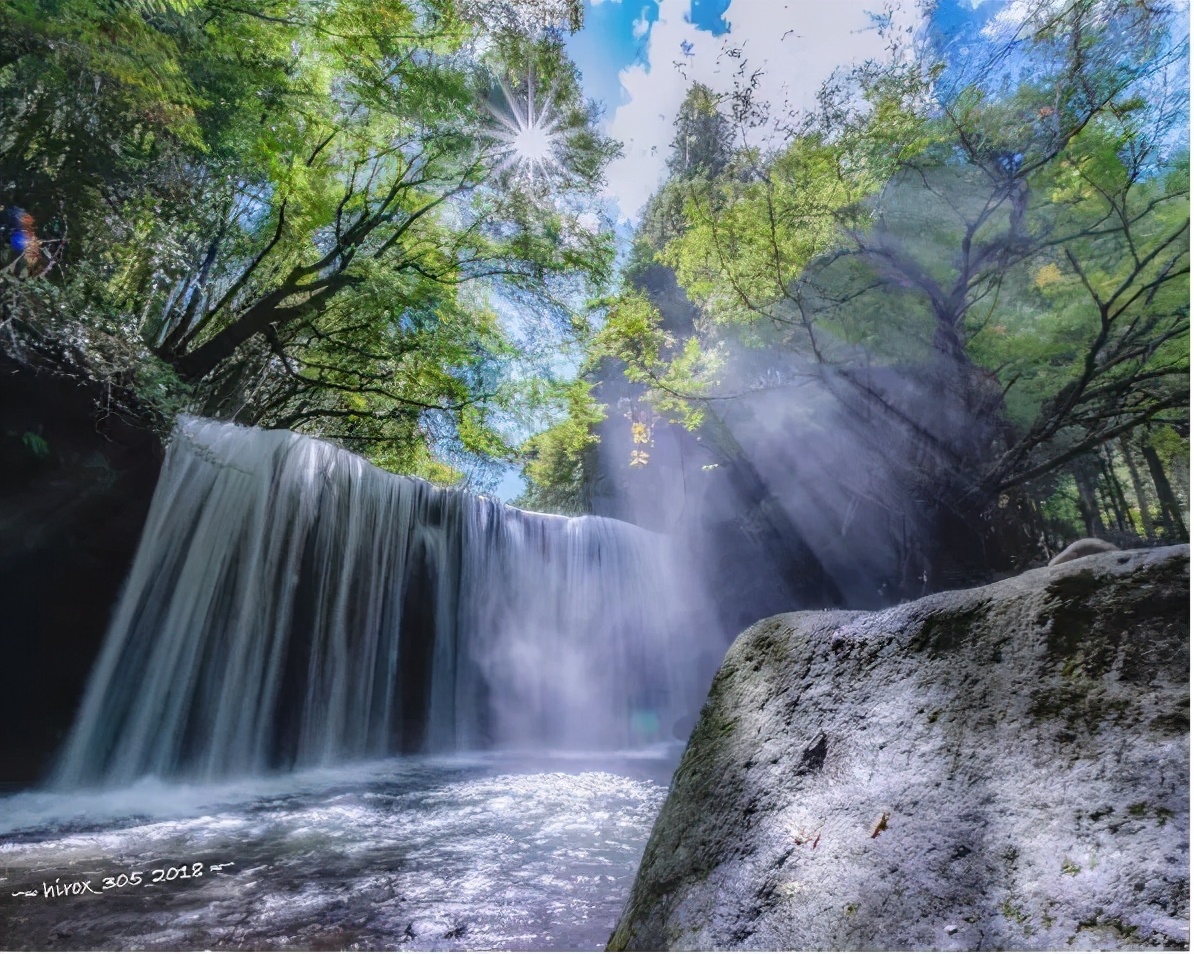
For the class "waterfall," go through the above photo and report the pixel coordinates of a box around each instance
[56,417,708,787]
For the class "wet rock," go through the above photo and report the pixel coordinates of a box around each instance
[0,355,161,787]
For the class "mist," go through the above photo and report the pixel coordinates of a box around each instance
[56,416,722,789]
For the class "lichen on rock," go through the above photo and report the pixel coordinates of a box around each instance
[610,545,1190,951]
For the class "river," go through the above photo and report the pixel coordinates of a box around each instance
[0,749,676,950]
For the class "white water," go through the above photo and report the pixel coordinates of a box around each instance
[56,418,712,788]
[1,753,675,951]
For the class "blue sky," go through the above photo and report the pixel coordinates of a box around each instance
[557,1,1055,224]
[566,0,732,115]
[560,0,935,222]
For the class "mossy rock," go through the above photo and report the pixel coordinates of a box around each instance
[610,546,1190,951]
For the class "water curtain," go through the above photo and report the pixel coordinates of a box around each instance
[57,418,702,786]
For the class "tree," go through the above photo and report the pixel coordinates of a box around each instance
[666,83,734,179]
[1,0,617,481]
[515,379,603,514]
[601,0,1188,564]
[540,0,1192,600]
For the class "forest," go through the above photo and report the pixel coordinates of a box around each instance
[0,2,1188,950]
[2,0,612,483]
[1,0,1188,593]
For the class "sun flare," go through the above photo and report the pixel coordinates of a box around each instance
[487,70,566,183]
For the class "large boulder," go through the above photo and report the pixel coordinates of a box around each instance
[611,545,1189,951]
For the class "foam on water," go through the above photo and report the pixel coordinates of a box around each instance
[1,755,672,951]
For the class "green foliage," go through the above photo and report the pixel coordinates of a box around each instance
[374,439,464,487]
[1,0,617,485]
[660,135,857,330]
[603,0,1189,503]
[666,82,734,179]
[1148,426,1188,468]
[132,354,193,422]
[1039,474,1084,537]
[516,379,603,514]
[592,290,717,429]
[21,430,50,458]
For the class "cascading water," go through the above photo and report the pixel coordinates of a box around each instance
[55,416,709,788]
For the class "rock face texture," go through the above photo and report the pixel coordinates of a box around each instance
[0,356,162,787]
[1050,537,1120,566]
[610,545,1190,951]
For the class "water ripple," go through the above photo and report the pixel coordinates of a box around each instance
[0,755,671,951]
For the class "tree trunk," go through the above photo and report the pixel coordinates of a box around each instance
[174,305,282,382]
[1073,461,1106,537]
[1025,491,1053,557]
[172,277,327,382]
[1142,442,1188,539]
[1099,450,1130,534]
[1119,436,1156,540]
[1099,483,1123,533]
[1108,453,1135,535]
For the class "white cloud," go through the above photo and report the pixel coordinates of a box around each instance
[601,0,915,222]
[979,0,1037,40]
[982,0,1190,40]
[631,12,651,38]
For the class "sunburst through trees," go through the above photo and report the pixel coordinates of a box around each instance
[486,70,567,185]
